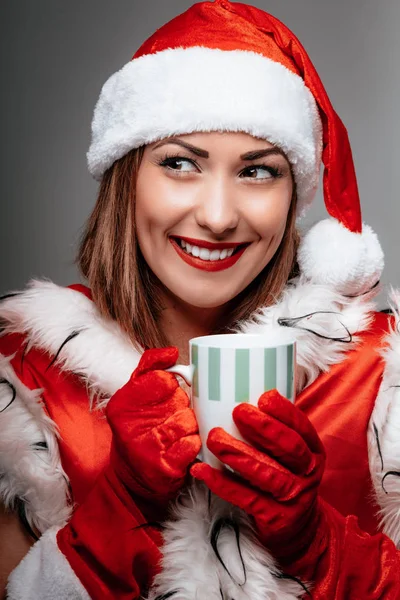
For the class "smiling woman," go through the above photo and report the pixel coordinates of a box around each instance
[1,1,400,600]
[136,133,294,346]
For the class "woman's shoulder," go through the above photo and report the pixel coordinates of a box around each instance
[0,279,141,399]
[0,280,95,400]
[0,285,76,536]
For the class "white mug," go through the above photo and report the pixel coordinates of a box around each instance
[167,332,296,469]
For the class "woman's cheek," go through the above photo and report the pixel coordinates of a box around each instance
[250,197,291,239]
[150,180,198,218]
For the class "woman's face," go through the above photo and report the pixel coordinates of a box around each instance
[135,131,293,309]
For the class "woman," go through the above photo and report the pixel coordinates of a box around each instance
[1,1,400,598]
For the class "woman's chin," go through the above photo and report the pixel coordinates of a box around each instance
[166,286,238,311]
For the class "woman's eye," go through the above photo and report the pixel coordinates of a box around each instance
[159,156,198,173]
[240,165,281,180]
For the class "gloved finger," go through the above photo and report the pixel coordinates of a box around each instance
[190,462,265,516]
[206,427,305,501]
[165,435,203,475]
[127,369,181,405]
[156,407,199,449]
[132,347,179,377]
[233,403,315,475]
[257,389,325,456]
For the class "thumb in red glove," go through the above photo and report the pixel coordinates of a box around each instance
[190,389,325,562]
[106,346,202,508]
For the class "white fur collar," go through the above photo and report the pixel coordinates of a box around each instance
[0,279,141,405]
[0,277,376,403]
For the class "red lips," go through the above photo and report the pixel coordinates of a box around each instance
[169,237,249,272]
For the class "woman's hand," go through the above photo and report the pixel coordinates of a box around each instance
[190,389,325,561]
[106,346,201,504]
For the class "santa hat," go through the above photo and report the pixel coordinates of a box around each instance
[87,0,383,296]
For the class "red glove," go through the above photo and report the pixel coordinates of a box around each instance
[191,389,324,560]
[191,390,400,598]
[57,347,201,599]
[106,346,201,512]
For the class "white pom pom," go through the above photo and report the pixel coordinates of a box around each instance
[297,218,384,296]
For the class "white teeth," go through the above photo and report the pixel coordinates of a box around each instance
[177,238,238,261]
[199,248,211,260]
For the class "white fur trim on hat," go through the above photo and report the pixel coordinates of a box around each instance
[87,47,322,215]
[297,218,384,296]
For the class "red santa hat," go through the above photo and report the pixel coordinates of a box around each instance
[87,0,383,296]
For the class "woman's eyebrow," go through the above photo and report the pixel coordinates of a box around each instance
[152,137,285,161]
[152,138,209,158]
[240,147,285,161]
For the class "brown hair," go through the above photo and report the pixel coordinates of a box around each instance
[78,147,299,351]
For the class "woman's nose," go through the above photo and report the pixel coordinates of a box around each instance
[194,179,239,235]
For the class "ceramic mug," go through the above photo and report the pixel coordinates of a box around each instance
[167,332,296,469]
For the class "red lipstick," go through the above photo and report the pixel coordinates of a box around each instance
[169,237,249,272]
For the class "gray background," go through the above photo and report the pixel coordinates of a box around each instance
[1,1,399,304]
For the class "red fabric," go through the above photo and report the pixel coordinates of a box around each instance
[133,0,362,232]
[297,311,392,535]
[67,283,92,301]
[134,0,299,75]
[57,464,163,599]
[288,498,400,599]
[0,332,112,505]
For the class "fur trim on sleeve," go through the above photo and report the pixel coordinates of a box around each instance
[368,289,400,546]
[0,352,70,534]
[6,526,91,600]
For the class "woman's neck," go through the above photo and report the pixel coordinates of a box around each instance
[158,292,230,364]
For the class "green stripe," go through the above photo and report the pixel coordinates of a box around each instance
[235,349,250,403]
[208,347,220,401]
[192,344,199,397]
[286,345,294,399]
[264,348,277,391]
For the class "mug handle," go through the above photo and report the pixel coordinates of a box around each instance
[165,364,194,386]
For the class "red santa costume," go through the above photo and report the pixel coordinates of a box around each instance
[1,1,400,599]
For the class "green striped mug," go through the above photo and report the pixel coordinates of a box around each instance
[167,333,296,469]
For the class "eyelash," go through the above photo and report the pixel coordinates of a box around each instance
[157,153,284,180]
